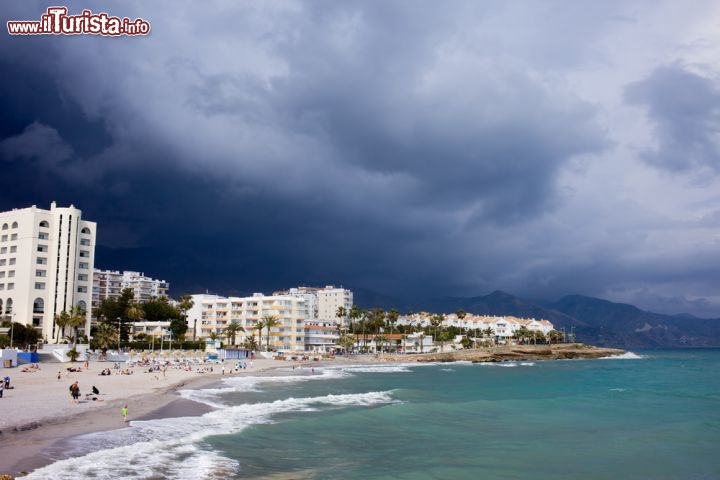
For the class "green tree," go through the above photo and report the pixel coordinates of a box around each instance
[223,321,245,346]
[386,308,399,336]
[456,309,466,320]
[336,306,346,324]
[483,327,495,344]
[430,313,445,347]
[243,332,258,351]
[54,310,71,343]
[349,305,361,333]
[142,297,181,322]
[547,330,564,344]
[437,330,454,352]
[261,315,281,351]
[67,305,87,349]
[337,332,355,356]
[92,322,118,355]
[514,326,531,344]
[169,317,188,341]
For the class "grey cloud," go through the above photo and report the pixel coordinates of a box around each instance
[625,65,720,174]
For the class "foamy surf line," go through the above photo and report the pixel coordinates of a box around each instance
[600,352,643,360]
[179,367,347,407]
[23,390,398,480]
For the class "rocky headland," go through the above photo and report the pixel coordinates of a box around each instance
[376,343,625,363]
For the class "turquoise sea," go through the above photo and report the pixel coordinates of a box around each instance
[27,350,720,479]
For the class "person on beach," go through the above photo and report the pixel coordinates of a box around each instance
[121,404,128,422]
[57,370,61,381]
[69,381,80,403]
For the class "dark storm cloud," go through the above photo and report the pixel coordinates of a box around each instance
[2,1,719,317]
[625,64,720,174]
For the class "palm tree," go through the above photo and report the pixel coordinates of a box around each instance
[514,326,531,345]
[547,329,564,344]
[349,305,361,334]
[386,308,399,337]
[456,309,466,320]
[430,313,444,348]
[67,306,87,349]
[261,315,281,351]
[93,322,118,356]
[243,333,258,351]
[223,321,245,347]
[336,306,346,326]
[54,310,71,343]
[483,327,495,345]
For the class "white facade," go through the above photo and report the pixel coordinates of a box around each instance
[92,269,169,308]
[275,285,353,327]
[188,293,310,352]
[397,313,554,343]
[0,202,96,343]
[316,285,353,325]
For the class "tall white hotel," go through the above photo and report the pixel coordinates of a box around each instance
[0,202,96,343]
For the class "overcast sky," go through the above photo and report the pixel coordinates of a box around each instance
[2,1,720,317]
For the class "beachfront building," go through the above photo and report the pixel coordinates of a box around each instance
[274,285,353,325]
[92,269,169,309]
[397,313,554,344]
[317,286,353,325]
[187,293,309,352]
[0,202,96,343]
[305,320,340,353]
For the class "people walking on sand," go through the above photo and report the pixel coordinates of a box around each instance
[57,370,61,381]
[69,381,80,403]
[121,404,128,422]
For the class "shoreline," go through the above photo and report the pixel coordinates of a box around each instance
[0,345,624,478]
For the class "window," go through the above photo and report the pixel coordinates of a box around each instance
[9,258,15,265]
[38,232,49,240]
[76,286,87,293]
[0,259,5,266]
[11,222,17,229]
[10,234,16,241]
[79,250,89,258]
[36,269,46,277]
[1,224,7,230]
[39,220,49,228]
[80,238,90,246]
[79,262,88,269]
[9,246,16,253]
[0,247,6,254]
[8,270,14,278]
[7,283,14,290]
[81,227,91,234]
[37,245,48,252]
[35,282,45,290]
[1,235,6,242]
[0,285,4,291]
[36,257,47,265]
[33,298,44,313]
[0,272,4,278]
[78,274,88,281]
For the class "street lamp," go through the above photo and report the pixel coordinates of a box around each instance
[117,317,121,352]
[193,319,197,341]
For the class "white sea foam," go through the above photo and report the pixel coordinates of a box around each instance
[179,368,346,407]
[337,365,413,373]
[440,368,455,372]
[25,390,397,480]
[600,352,643,360]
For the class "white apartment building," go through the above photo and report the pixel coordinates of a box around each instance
[316,285,353,325]
[187,293,309,352]
[397,313,554,344]
[275,285,353,325]
[92,269,169,308]
[0,202,96,343]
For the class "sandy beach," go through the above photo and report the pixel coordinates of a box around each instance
[0,357,284,478]
[0,345,623,478]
